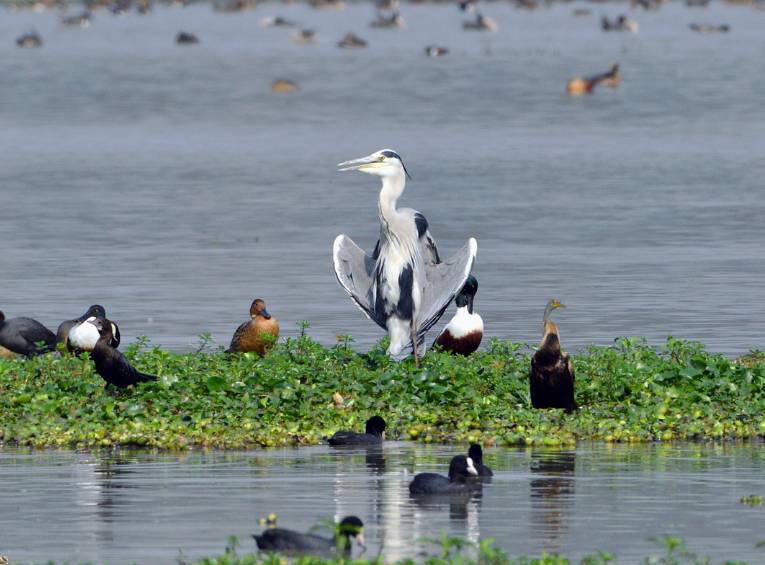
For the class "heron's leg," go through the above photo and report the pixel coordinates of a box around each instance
[410,319,419,368]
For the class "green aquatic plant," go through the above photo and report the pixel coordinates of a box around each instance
[0,332,764,449]
[2,534,760,565]
[739,495,763,507]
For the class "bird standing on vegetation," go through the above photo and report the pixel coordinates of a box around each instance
[328,415,386,446]
[0,310,56,357]
[433,275,483,355]
[85,317,157,389]
[253,516,365,555]
[228,299,280,355]
[530,299,576,412]
[56,305,107,352]
[333,149,477,366]
[68,313,121,355]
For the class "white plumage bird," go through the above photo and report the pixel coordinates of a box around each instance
[332,149,477,365]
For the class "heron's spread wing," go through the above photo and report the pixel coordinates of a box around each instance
[333,234,387,330]
[416,237,477,343]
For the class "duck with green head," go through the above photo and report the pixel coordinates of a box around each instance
[433,275,483,355]
[530,299,576,412]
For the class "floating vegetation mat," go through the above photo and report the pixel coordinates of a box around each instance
[1,333,764,449]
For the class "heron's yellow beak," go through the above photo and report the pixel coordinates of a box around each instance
[337,154,382,173]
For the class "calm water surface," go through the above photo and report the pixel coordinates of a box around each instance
[1,443,764,563]
[1,2,764,353]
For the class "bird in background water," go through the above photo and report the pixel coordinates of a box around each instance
[468,443,493,477]
[333,149,477,366]
[328,415,386,446]
[433,275,483,355]
[530,299,577,412]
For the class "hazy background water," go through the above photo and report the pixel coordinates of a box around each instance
[1,1,764,354]
[1,443,764,564]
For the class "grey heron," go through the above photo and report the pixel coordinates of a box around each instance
[332,149,477,365]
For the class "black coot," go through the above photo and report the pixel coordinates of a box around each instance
[254,516,364,555]
[468,444,493,477]
[328,416,386,446]
[409,454,480,495]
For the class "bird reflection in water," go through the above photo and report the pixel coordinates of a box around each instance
[365,446,386,475]
[94,451,141,542]
[529,451,576,551]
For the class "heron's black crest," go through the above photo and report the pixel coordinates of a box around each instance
[381,150,411,180]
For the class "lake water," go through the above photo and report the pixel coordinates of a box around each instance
[1,1,764,355]
[1,443,764,564]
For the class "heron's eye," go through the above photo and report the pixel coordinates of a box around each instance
[378,155,385,162]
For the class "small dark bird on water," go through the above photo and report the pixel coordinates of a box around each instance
[328,415,386,446]
[254,516,365,555]
[409,454,480,495]
[176,31,199,44]
[433,275,483,355]
[85,317,157,389]
[530,299,576,412]
[337,32,367,48]
[0,311,56,357]
[468,444,493,477]
[425,45,449,57]
[56,305,107,352]
[689,23,730,34]
[16,31,42,48]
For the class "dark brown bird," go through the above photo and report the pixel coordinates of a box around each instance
[87,317,157,389]
[530,299,576,412]
[228,299,279,355]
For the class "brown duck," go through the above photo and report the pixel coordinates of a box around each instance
[530,299,576,412]
[228,299,279,355]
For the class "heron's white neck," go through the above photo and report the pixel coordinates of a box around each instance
[378,171,406,229]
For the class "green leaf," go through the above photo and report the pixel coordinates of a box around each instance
[206,376,226,393]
